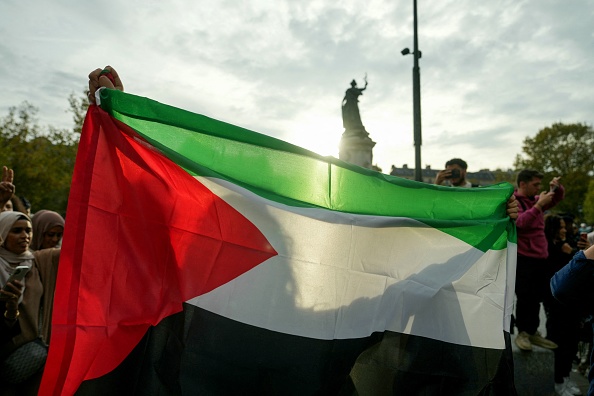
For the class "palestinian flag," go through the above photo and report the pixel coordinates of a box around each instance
[39,89,517,395]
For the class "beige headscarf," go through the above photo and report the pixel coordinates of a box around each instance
[31,210,65,251]
[0,211,57,351]
[0,211,35,304]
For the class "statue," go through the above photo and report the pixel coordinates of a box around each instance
[338,75,375,169]
[341,76,368,132]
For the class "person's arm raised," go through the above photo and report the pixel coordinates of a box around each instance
[87,65,124,104]
[0,166,15,208]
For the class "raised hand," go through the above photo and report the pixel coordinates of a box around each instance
[549,176,561,192]
[535,191,554,210]
[88,66,124,104]
[0,166,15,206]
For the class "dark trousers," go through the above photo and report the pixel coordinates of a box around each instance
[515,255,549,335]
[546,299,581,382]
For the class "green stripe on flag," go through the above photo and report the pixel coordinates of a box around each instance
[99,89,515,251]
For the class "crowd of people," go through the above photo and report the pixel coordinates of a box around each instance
[436,158,594,396]
[0,166,64,395]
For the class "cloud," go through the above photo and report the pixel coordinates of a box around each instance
[0,0,592,174]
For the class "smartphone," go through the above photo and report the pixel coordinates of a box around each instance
[2,265,30,291]
[445,169,461,179]
[581,233,588,242]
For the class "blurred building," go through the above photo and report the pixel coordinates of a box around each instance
[389,164,515,186]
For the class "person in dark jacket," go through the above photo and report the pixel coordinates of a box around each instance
[545,215,589,395]
[551,244,594,396]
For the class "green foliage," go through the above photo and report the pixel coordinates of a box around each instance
[583,180,594,224]
[492,169,516,185]
[514,123,594,217]
[68,92,89,135]
[0,93,87,215]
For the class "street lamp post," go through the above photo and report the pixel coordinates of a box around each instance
[402,0,423,182]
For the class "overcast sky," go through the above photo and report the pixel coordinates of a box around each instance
[1,0,592,174]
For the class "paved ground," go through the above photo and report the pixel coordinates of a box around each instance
[569,367,590,395]
[512,304,591,395]
[512,334,590,395]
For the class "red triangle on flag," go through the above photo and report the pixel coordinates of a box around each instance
[40,105,277,395]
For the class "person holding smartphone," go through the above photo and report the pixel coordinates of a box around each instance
[0,186,61,394]
[434,158,475,188]
[513,170,564,352]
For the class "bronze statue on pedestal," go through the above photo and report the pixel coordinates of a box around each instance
[341,75,368,133]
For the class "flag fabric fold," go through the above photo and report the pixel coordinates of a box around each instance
[40,89,516,395]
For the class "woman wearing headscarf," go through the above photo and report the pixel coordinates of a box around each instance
[544,214,590,395]
[31,210,65,251]
[0,211,60,395]
[551,244,594,396]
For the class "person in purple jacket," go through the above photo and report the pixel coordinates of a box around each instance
[513,169,564,351]
[551,244,594,395]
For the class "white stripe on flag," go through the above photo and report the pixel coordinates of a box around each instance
[186,177,510,349]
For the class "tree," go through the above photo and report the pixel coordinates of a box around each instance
[68,91,89,135]
[583,180,594,224]
[492,168,516,185]
[514,123,594,217]
[0,92,87,215]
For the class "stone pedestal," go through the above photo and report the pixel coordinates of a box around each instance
[339,131,376,169]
